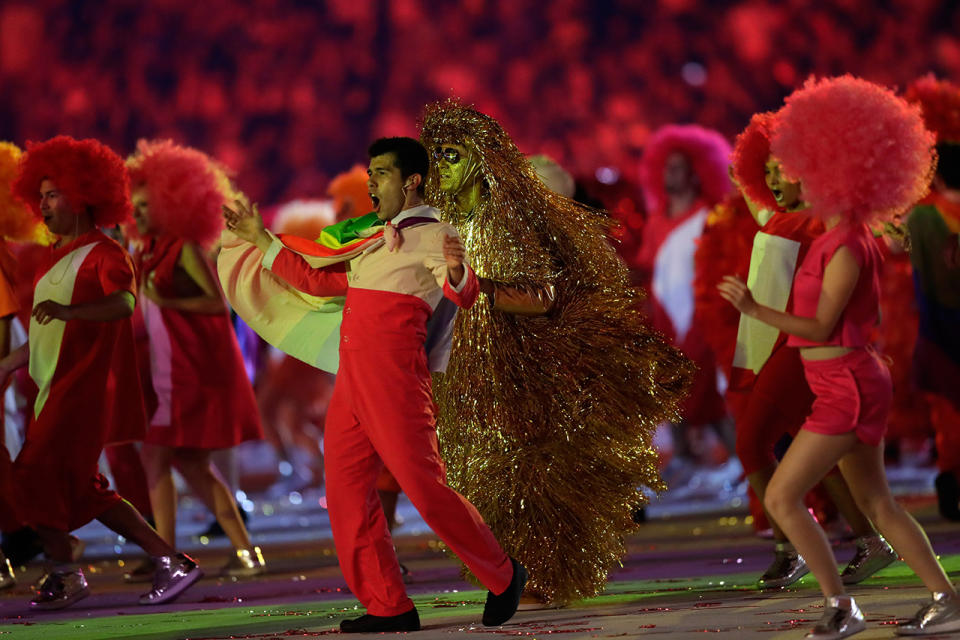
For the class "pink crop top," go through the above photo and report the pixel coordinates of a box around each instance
[787,222,883,348]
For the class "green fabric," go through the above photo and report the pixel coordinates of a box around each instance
[316,212,383,248]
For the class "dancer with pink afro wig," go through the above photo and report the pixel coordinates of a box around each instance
[638,124,733,468]
[125,139,264,580]
[720,76,956,638]
[1,136,201,610]
[728,113,896,593]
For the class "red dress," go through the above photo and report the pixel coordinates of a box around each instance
[14,230,146,531]
[138,235,262,449]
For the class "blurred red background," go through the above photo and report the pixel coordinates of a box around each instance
[1,0,957,209]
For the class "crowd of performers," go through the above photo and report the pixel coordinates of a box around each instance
[0,73,956,638]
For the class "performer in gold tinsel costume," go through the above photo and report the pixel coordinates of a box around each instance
[419,100,693,605]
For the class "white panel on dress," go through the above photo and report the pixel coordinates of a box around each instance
[651,207,708,343]
[732,231,801,373]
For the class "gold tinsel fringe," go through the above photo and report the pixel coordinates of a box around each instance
[421,99,693,605]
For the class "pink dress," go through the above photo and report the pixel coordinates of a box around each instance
[139,235,262,449]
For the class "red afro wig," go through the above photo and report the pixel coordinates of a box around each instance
[771,75,936,224]
[327,165,374,223]
[126,139,232,247]
[904,74,960,144]
[731,112,779,212]
[693,193,758,379]
[0,142,47,243]
[639,124,732,217]
[13,136,132,227]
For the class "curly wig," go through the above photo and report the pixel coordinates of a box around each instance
[0,142,46,243]
[126,139,232,247]
[693,193,758,379]
[327,165,374,222]
[638,124,732,217]
[771,75,936,224]
[731,112,780,212]
[13,135,132,227]
[904,74,960,144]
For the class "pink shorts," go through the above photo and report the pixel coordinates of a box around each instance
[801,348,892,446]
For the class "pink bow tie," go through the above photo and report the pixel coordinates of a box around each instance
[384,221,401,252]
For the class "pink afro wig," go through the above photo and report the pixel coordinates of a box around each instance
[771,75,936,224]
[904,74,960,144]
[13,136,132,227]
[0,142,46,243]
[126,139,232,247]
[639,124,732,216]
[731,112,779,212]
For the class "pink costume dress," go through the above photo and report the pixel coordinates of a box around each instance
[138,235,262,449]
[788,222,891,446]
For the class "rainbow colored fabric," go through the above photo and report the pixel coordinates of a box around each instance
[217,214,383,373]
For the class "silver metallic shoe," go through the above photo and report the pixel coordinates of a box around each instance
[896,591,960,636]
[221,546,266,578]
[806,595,866,639]
[0,557,15,591]
[841,534,898,584]
[139,553,203,605]
[758,542,809,589]
[29,569,90,610]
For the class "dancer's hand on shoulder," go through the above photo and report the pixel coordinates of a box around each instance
[717,275,757,316]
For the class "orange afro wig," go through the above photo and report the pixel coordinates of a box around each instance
[731,112,779,213]
[771,75,936,224]
[639,124,732,217]
[126,139,233,248]
[904,74,960,144]
[0,142,47,243]
[327,165,373,223]
[13,136,132,227]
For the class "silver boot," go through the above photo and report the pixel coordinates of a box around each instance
[29,569,90,610]
[896,591,960,636]
[806,595,866,639]
[758,542,809,589]
[139,553,203,605]
[840,534,898,584]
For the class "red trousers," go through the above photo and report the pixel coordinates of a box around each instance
[325,348,512,617]
[730,345,814,476]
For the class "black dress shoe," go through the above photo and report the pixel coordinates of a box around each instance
[935,471,960,521]
[482,558,528,626]
[340,607,420,633]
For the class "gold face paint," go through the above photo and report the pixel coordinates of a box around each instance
[434,142,481,196]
